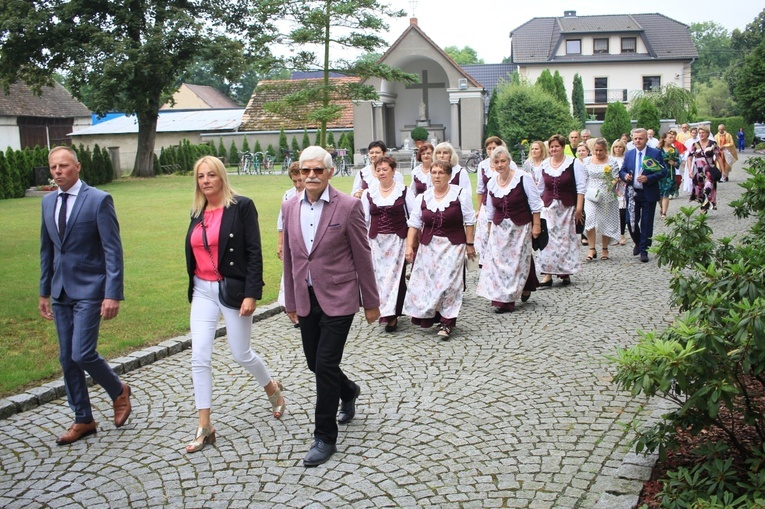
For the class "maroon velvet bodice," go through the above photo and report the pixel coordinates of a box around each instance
[490,177,532,226]
[541,162,577,208]
[419,193,467,246]
[367,190,409,239]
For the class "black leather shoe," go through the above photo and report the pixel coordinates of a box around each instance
[303,439,337,467]
[521,292,531,302]
[640,252,649,263]
[384,318,398,333]
[633,245,640,256]
[338,385,361,424]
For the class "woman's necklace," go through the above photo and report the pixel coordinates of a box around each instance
[433,187,449,200]
[550,157,564,168]
[380,181,395,193]
[498,171,512,187]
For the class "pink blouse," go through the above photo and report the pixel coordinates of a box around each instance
[190,207,224,281]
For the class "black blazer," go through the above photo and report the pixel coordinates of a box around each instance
[185,196,264,303]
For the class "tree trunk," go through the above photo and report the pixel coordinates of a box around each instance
[131,109,159,177]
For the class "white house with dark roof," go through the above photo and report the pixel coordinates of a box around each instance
[510,11,698,119]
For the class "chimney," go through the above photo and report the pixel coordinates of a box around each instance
[564,10,576,17]
[410,18,418,26]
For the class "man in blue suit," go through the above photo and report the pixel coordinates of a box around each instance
[39,146,132,445]
[619,128,667,262]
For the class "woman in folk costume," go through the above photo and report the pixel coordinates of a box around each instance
[403,160,476,339]
[536,134,586,287]
[361,156,415,333]
[476,146,542,313]
[474,136,506,264]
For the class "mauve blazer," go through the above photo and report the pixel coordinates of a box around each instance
[185,196,264,303]
[281,185,379,317]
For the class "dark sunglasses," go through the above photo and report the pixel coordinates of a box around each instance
[300,167,327,175]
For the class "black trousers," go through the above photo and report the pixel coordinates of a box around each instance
[299,287,356,445]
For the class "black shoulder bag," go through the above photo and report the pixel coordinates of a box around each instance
[200,220,246,309]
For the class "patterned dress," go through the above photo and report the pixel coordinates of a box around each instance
[403,185,476,327]
[688,140,721,210]
[658,147,679,197]
[474,157,495,262]
[476,173,542,306]
[535,156,586,277]
[583,156,621,241]
[361,183,416,322]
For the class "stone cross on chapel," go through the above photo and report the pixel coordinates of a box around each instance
[406,70,445,123]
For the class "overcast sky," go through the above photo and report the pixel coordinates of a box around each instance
[383,0,763,63]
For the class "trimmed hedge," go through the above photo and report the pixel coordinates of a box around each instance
[157,139,215,174]
[0,144,113,200]
[702,116,754,148]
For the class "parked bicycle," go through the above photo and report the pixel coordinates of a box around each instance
[333,148,352,177]
[281,150,293,174]
[263,153,276,174]
[464,149,482,173]
[238,151,254,175]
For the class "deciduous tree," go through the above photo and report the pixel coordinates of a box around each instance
[495,82,578,153]
[732,41,765,123]
[0,0,282,176]
[444,46,484,65]
[689,21,735,86]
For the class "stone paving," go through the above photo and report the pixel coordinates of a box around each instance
[0,156,758,508]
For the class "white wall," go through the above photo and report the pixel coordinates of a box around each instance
[518,60,690,103]
[0,117,21,151]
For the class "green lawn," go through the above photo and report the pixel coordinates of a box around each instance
[0,170,478,397]
[0,172,356,397]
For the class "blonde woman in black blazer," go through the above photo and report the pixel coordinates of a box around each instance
[184,156,285,453]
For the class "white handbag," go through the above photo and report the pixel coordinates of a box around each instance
[585,187,602,203]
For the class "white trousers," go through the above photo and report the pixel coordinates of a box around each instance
[190,276,271,409]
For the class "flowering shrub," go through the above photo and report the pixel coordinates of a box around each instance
[611,156,765,507]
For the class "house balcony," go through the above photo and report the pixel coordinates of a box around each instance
[584,89,628,105]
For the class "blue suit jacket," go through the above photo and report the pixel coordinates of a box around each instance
[619,146,667,202]
[40,181,124,301]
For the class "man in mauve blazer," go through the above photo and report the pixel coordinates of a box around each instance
[282,146,380,467]
[39,146,132,445]
[619,128,667,262]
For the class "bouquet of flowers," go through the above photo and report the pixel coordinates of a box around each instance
[604,164,620,196]
[664,147,679,169]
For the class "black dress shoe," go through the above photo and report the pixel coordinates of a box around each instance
[640,252,649,263]
[633,245,640,256]
[538,278,553,287]
[338,384,361,424]
[303,439,337,467]
[521,291,531,302]
[384,318,398,333]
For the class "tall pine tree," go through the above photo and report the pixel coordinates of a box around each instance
[572,73,587,128]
